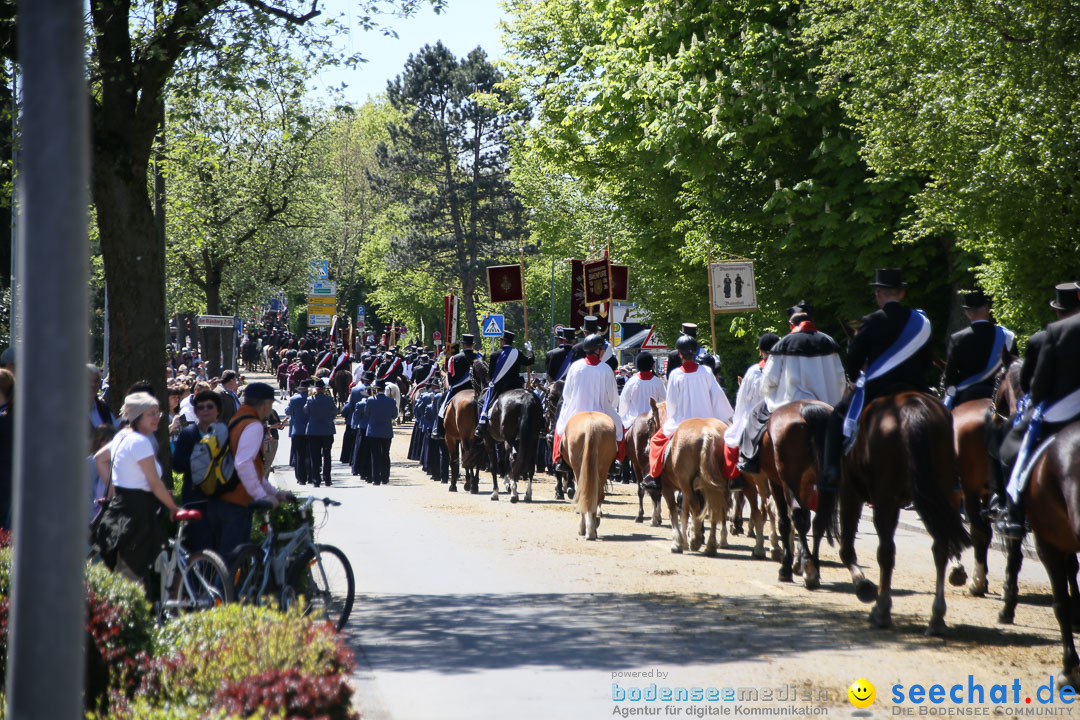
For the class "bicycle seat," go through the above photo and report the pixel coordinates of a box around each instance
[249,498,275,512]
[175,509,203,523]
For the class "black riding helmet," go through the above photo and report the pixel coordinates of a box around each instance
[675,334,698,359]
[636,352,654,371]
[583,333,605,354]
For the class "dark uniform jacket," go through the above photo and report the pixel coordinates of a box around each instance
[486,347,534,394]
[845,301,932,400]
[1029,313,1080,407]
[446,349,476,393]
[545,343,573,382]
[1019,330,1045,396]
[941,320,1017,405]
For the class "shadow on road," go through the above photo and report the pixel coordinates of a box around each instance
[342,591,1052,675]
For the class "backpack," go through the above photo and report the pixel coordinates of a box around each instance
[189,422,237,497]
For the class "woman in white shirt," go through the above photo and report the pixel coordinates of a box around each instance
[91,392,179,593]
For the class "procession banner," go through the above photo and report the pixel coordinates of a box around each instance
[486,264,524,303]
[708,260,757,313]
[570,260,586,330]
[583,257,612,305]
[444,294,459,346]
[610,264,629,301]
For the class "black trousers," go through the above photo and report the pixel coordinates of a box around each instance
[292,435,310,484]
[369,437,391,483]
[308,435,333,484]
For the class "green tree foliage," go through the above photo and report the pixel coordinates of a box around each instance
[375,42,529,338]
[807,0,1080,332]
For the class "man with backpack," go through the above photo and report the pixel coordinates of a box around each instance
[206,383,290,561]
[169,389,223,554]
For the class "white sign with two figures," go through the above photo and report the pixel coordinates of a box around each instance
[709,261,757,313]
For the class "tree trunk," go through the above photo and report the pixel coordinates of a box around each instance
[462,273,479,338]
[205,279,223,377]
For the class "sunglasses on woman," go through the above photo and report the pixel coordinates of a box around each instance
[195,402,217,411]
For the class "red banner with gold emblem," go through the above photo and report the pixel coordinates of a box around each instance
[583,257,612,305]
[486,264,524,303]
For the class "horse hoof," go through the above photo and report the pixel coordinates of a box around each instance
[567,488,575,500]
[510,496,518,504]
[869,606,891,629]
[1056,670,1080,692]
[778,567,793,583]
[792,563,804,577]
[525,494,532,503]
[967,579,988,597]
[731,523,743,536]
[635,515,644,524]
[671,545,683,554]
[998,608,1015,625]
[490,494,499,501]
[948,565,968,587]
[856,579,878,604]
[925,618,946,637]
[770,549,782,562]
[704,545,717,557]
[449,485,457,493]
[651,519,662,528]
[804,574,820,591]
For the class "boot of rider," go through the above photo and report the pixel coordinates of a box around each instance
[1003,495,1025,539]
[819,412,845,492]
[729,472,746,491]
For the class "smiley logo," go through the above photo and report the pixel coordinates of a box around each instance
[847,678,876,708]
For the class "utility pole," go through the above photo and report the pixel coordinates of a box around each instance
[7,1,90,718]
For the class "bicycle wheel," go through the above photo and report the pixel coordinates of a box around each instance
[230,545,266,606]
[288,544,354,631]
[175,549,233,612]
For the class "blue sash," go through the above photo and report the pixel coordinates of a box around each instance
[842,309,932,439]
[556,347,574,382]
[944,326,1014,409]
[1007,385,1080,502]
[480,347,518,421]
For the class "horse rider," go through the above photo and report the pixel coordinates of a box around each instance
[820,268,934,491]
[430,334,477,440]
[723,332,780,484]
[940,289,1017,408]
[739,303,847,475]
[546,327,577,383]
[618,352,667,432]
[410,353,438,397]
[997,281,1080,538]
[552,333,625,469]
[475,330,534,437]
[377,349,404,383]
[571,316,617,371]
[641,331,735,491]
[666,323,700,377]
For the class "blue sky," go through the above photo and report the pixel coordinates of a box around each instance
[311,0,509,105]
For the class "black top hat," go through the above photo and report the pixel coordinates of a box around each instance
[461,334,475,345]
[869,268,907,289]
[559,327,576,342]
[581,315,600,333]
[680,323,698,337]
[1050,282,1080,311]
[960,289,992,310]
[502,330,516,343]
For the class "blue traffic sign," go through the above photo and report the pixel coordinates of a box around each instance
[481,314,505,337]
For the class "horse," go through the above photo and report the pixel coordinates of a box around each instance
[396,375,413,422]
[330,367,352,408]
[822,391,971,635]
[1025,421,1080,690]
[471,359,543,503]
[562,411,618,540]
[544,380,575,501]
[626,404,665,526]
[443,389,483,494]
[752,400,833,587]
[735,466,781,562]
[648,401,732,555]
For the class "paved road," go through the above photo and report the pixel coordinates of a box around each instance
[264,392,1056,720]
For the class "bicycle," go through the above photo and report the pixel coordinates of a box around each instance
[230,496,355,631]
[153,508,234,623]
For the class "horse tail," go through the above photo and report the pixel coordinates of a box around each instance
[904,397,971,558]
[515,394,542,479]
[574,416,606,516]
[799,402,831,476]
[699,423,728,520]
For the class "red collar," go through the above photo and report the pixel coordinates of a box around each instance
[585,355,601,366]
[639,371,654,380]
[757,359,766,369]
[791,320,818,333]
[681,361,698,373]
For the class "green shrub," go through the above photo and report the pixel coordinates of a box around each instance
[141,604,353,713]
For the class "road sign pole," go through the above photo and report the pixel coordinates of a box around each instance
[7,1,90,716]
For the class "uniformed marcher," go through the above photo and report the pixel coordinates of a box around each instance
[941,289,1017,408]
[820,268,934,490]
[996,281,1080,537]
[546,327,577,383]
[475,330,535,435]
[430,334,478,440]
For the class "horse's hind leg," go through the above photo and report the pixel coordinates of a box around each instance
[774,488,795,582]
[839,490,876,604]
[636,482,645,523]
[704,519,718,557]
[967,494,991,596]
[524,473,533,503]
[750,486,767,559]
[1034,536,1080,690]
[999,534,1025,623]
[926,533,950,636]
[870,504,900,630]
[732,489,745,536]
[792,506,814,586]
[671,486,689,554]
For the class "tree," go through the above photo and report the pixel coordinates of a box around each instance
[0,0,445,411]
[165,38,323,374]
[376,42,529,338]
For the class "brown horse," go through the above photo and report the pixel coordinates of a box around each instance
[824,391,971,635]
[1027,421,1080,689]
[731,469,781,561]
[562,411,618,540]
[626,404,665,526]
[444,390,482,494]
[331,367,352,408]
[655,413,732,556]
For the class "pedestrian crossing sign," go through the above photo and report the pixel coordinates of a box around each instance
[481,314,505,337]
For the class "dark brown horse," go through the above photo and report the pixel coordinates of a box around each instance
[472,360,543,503]
[331,368,352,408]
[544,380,576,501]
[823,391,971,635]
[626,405,664,526]
[1026,421,1080,689]
[444,389,482,494]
